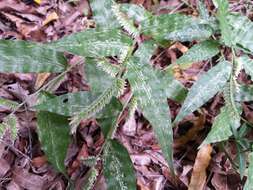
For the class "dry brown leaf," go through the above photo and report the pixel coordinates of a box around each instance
[174,114,205,148]
[42,12,59,26]
[35,73,51,90]
[32,156,47,168]
[188,144,213,190]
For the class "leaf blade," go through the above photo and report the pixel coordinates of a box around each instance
[37,111,70,174]
[0,40,67,73]
[103,139,136,190]
[176,40,219,69]
[174,61,232,123]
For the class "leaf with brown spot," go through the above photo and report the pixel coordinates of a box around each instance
[188,144,212,190]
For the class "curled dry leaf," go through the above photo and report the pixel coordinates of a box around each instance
[42,12,59,26]
[188,144,213,190]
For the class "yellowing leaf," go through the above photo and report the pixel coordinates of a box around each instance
[34,0,42,5]
[188,144,212,190]
[43,12,59,26]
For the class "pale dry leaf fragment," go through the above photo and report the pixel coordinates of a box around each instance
[35,73,51,90]
[188,144,213,190]
[42,12,59,26]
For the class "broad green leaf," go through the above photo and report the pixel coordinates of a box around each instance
[237,55,253,79]
[0,114,18,139]
[90,0,120,29]
[35,91,96,116]
[46,28,133,58]
[244,152,253,190]
[103,139,136,190]
[215,0,232,46]
[97,97,122,138]
[37,111,70,174]
[125,41,174,173]
[228,14,253,53]
[0,40,67,73]
[176,40,219,69]
[201,106,240,146]
[158,72,188,103]
[174,61,232,123]
[0,98,19,111]
[235,84,253,102]
[70,79,125,134]
[141,14,213,42]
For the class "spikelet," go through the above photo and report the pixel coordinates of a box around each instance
[128,96,138,119]
[0,98,19,111]
[96,59,121,77]
[111,2,139,38]
[70,79,125,133]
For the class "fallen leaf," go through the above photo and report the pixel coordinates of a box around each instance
[42,12,59,26]
[32,156,47,168]
[12,168,46,190]
[188,144,213,190]
[174,114,205,148]
[35,73,51,90]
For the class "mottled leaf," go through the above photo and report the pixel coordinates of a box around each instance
[201,105,240,146]
[35,91,96,116]
[214,0,232,46]
[46,28,132,58]
[159,72,187,103]
[125,41,174,173]
[174,61,232,123]
[228,14,253,53]
[0,40,67,73]
[90,0,120,29]
[37,111,70,174]
[141,14,213,42]
[103,139,136,190]
[198,1,209,20]
[176,40,219,69]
